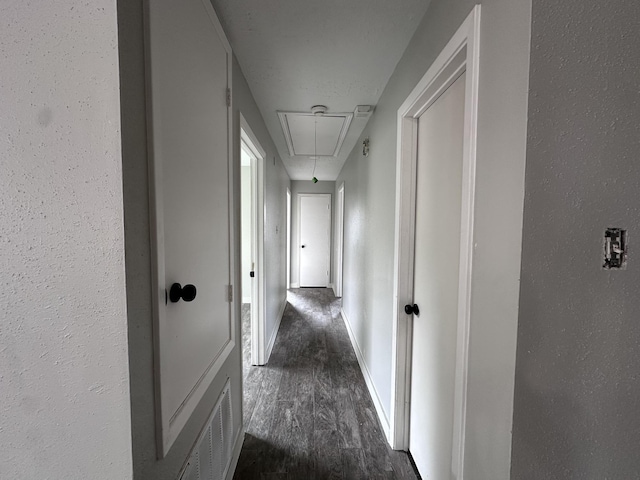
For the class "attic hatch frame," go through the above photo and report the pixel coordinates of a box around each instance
[277,110,354,158]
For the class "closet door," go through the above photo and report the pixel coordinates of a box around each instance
[146,0,234,456]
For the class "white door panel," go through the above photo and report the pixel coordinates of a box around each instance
[147,0,233,455]
[299,194,331,287]
[409,72,466,478]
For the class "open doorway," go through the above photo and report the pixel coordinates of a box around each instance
[240,115,266,368]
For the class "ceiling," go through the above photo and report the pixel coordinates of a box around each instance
[210,0,432,181]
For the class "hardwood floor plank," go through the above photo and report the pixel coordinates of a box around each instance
[313,430,342,480]
[334,387,362,448]
[247,367,282,440]
[262,401,294,474]
[340,448,368,480]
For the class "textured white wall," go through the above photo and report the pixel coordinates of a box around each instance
[511,0,640,477]
[336,0,532,477]
[0,1,133,479]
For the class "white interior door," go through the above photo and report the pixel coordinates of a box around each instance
[409,71,466,478]
[146,0,234,456]
[299,194,331,287]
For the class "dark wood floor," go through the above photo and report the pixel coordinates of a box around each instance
[235,288,419,480]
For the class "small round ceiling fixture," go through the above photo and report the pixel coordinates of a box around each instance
[311,105,327,116]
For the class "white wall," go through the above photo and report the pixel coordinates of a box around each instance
[0,1,133,478]
[511,0,640,477]
[336,0,532,477]
[290,180,336,288]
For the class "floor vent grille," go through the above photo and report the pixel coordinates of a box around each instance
[180,379,233,480]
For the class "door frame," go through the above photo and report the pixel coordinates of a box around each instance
[390,6,480,478]
[297,193,331,288]
[334,182,345,297]
[146,0,234,457]
[286,187,291,289]
[240,114,267,366]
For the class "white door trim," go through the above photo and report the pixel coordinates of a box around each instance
[335,182,345,297]
[286,187,291,289]
[240,114,267,366]
[297,193,331,288]
[390,6,480,479]
[146,0,234,457]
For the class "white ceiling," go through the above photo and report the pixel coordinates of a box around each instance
[210,0,432,181]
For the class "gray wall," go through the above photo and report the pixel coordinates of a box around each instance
[290,180,336,288]
[0,1,133,478]
[336,0,532,477]
[511,0,640,478]
[118,2,244,478]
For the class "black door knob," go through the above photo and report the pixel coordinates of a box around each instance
[404,304,419,315]
[169,283,197,303]
[301,245,306,248]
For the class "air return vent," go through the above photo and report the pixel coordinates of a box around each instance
[179,380,233,480]
[277,110,353,158]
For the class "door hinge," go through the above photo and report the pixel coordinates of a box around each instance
[226,88,231,107]
[227,285,233,302]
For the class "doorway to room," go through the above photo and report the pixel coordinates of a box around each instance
[240,115,266,367]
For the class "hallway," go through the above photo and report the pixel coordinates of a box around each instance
[235,289,419,480]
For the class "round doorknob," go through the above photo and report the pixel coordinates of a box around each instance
[169,283,197,303]
[404,304,419,315]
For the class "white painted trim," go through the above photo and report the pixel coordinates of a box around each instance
[240,114,267,367]
[290,282,300,289]
[145,0,235,457]
[224,427,245,480]
[340,308,391,442]
[390,7,481,480]
[297,193,332,288]
[265,297,288,363]
[335,182,345,298]
[286,187,291,289]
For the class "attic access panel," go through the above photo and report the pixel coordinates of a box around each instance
[278,111,353,158]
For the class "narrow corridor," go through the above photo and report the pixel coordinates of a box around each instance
[235,288,419,480]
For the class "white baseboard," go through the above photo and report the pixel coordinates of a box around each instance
[265,297,287,363]
[290,282,300,288]
[224,427,244,480]
[330,283,337,296]
[340,308,392,444]
[242,296,251,304]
